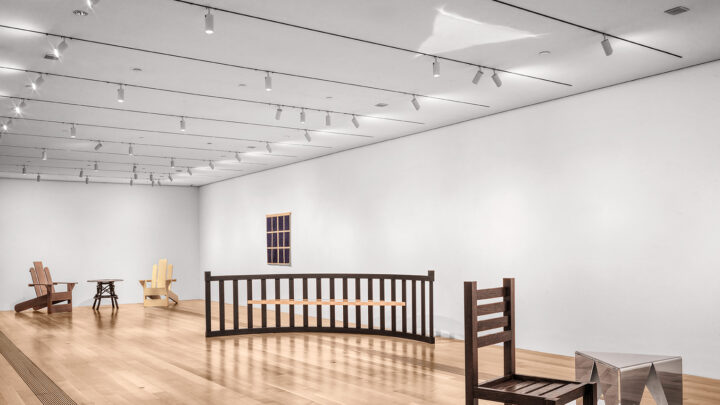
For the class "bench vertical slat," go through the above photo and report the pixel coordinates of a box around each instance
[421,279,426,337]
[329,277,335,327]
[379,278,385,330]
[302,278,309,327]
[247,280,253,329]
[342,278,349,328]
[402,280,407,334]
[411,279,417,335]
[391,279,397,332]
[289,278,295,327]
[204,272,211,336]
[232,279,239,330]
[428,270,434,339]
[355,277,361,329]
[261,279,267,328]
[275,278,281,327]
[316,277,322,327]
[218,280,225,331]
[368,278,374,330]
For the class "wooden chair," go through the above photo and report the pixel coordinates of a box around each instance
[139,259,178,307]
[14,262,77,314]
[464,278,597,405]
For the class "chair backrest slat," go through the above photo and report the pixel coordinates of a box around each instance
[31,261,55,296]
[157,259,167,288]
[30,263,43,297]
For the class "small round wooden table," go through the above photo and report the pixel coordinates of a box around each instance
[87,279,123,310]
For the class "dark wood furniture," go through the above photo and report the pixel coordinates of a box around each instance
[88,279,123,309]
[464,278,597,405]
[14,261,77,314]
[204,270,435,343]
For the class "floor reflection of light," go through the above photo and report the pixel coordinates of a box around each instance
[418,6,541,55]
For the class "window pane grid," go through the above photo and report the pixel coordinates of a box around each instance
[266,213,291,265]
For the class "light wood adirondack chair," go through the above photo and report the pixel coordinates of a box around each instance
[15,262,77,314]
[139,259,178,307]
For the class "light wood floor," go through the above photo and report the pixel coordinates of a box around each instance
[0,300,718,404]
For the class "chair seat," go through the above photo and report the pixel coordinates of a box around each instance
[476,374,590,404]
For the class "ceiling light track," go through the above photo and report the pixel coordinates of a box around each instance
[0,152,255,172]
[0,163,221,178]
[168,0,571,87]
[0,95,366,138]
[0,24,491,108]
[3,131,332,153]
[491,0,682,58]
[0,66,420,125]
[0,144,296,162]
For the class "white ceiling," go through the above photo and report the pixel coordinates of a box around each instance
[1,0,719,186]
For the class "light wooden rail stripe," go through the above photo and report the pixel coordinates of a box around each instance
[0,330,77,405]
[247,299,406,306]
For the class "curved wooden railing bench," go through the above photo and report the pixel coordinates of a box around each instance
[204,271,435,343]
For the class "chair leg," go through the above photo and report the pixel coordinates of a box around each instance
[582,383,598,405]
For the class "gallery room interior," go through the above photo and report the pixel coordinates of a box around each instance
[0,0,719,404]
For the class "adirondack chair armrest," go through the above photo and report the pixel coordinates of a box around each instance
[28,283,54,287]
[29,282,77,292]
[139,279,153,287]
[56,282,77,292]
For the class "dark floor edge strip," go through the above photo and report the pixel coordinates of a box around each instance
[0,329,77,405]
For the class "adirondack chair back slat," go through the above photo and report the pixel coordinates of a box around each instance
[31,261,55,296]
[157,259,167,288]
[167,264,173,289]
[151,264,158,288]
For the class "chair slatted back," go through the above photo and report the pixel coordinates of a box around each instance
[151,259,172,288]
[30,261,55,296]
[464,278,516,384]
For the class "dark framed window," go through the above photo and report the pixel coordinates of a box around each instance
[266,213,291,265]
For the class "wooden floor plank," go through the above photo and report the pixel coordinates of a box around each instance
[0,300,717,405]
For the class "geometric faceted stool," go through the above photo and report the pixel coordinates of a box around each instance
[575,351,682,405]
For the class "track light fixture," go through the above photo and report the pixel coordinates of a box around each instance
[235,152,242,162]
[209,160,215,170]
[31,74,44,91]
[41,149,47,160]
[94,140,103,151]
[86,0,100,9]
[157,180,162,186]
[128,143,134,156]
[304,130,311,143]
[134,172,138,180]
[187,167,193,176]
[325,111,331,126]
[14,100,24,114]
[300,109,306,124]
[117,84,124,103]
[180,116,186,131]
[351,115,359,128]
[492,70,502,88]
[94,161,98,171]
[168,174,174,182]
[79,169,83,178]
[151,180,155,187]
[433,57,440,78]
[2,120,8,131]
[601,35,613,56]
[36,173,40,182]
[205,9,214,34]
[275,105,282,120]
[472,67,484,84]
[54,38,68,58]
[132,163,137,173]
[85,176,89,184]
[266,142,272,154]
[130,178,134,186]
[170,157,175,168]
[70,123,77,138]
[411,95,420,111]
[265,72,272,91]
[22,165,26,175]
[149,173,154,182]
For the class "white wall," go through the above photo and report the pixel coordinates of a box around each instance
[0,179,201,310]
[199,60,720,379]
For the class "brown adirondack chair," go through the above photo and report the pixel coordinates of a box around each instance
[139,259,178,307]
[15,262,77,314]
